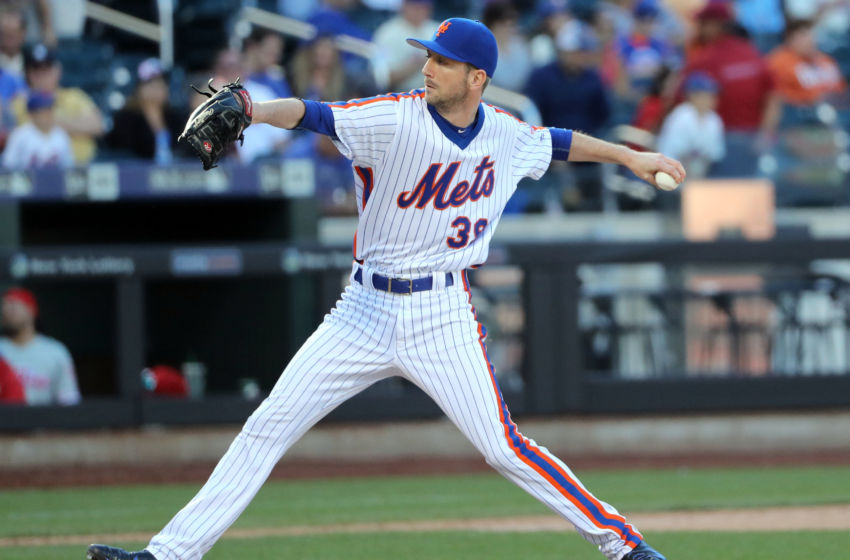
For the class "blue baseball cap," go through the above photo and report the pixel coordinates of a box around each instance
[685,72,718,93]
[406,18,498,78]
[633,0,660,19]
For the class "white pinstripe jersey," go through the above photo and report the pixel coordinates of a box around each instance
[328,89,552,276]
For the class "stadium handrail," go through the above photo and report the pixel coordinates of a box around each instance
[84,0,174,68]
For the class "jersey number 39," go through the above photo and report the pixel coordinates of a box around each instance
[447,217,488,249]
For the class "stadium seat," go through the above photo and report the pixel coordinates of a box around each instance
[56,38,115,96]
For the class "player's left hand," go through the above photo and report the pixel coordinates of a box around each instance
[179,79,253,170]
[624,150,686,188]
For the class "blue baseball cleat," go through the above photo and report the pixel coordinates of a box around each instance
[86,544,156,560]
[622,540,667,560]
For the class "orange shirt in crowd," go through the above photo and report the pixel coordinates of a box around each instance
[767,46,846,106]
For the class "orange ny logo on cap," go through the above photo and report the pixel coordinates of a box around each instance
[436,21,451,37]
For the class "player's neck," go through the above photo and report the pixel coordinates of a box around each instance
[432,99,480,130]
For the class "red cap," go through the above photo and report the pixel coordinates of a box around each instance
[695,1,733,21]
[2,287,38,317]
[142,365,188,396]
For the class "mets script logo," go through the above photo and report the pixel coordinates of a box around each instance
[436,21,451,37]
[398,156,495,210]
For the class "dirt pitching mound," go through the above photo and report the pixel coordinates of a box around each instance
[2,504,848,548]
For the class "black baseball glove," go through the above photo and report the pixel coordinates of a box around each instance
[179,79,253,170]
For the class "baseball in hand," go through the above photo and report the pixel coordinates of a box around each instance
[654,171,679,191]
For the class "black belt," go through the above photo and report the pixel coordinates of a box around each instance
[354,266,454,295]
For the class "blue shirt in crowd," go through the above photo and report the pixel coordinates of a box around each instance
[524,62,611,134]
[0,69,25,103]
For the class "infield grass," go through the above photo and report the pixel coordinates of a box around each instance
[2,464,849,540]
[2,531,849,560]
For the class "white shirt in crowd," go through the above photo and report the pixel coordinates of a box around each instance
[656,102,725,178]
[2,122,74,169]
[0,335,80,406]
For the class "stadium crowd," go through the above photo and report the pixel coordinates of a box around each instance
[1,0,850,406]
[0,0,848,214]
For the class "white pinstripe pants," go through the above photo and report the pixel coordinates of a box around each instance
[147,268,641,560]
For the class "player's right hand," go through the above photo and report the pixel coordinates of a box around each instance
[625,150,686,187]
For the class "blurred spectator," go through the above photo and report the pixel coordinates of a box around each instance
[0,353,25,404]
[767,19,846,106]
[631,65,676,134]
[285,134,357,215]
[210,48,251,88]
[597,0,636,38]
[0,287,80,406]
[242,28,293,99]
[525,20,610,134]
[614,0,679,101]
[652,0,687,47]
[597,0,685,44]
[373,0,439,92]
[528,0,571,67]
[12,43,104,165]
[0,66,25,151]
[482,1,531,92]
[290,34,377,101]
[19,0,56,45]
[0,8,26,80]
[208,48,291,164]
[682,0,780,177]
[291,36,345,100]
[2,90,73,169]
[306,0,375,79]
[3,0,58,45]
[593,8,621,89]
[525,20,610,211]
[784,0,850,49]
[656,72,725,179]
[104,58,190,164]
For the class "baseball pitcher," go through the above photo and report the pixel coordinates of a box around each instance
[88,18,684,560]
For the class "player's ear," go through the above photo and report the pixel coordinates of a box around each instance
[468,68,487,91]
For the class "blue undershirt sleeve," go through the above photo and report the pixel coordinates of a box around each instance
[549,127,573,161]
[298,100,337,138]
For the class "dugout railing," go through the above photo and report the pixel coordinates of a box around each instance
[1,238,849,432]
